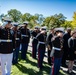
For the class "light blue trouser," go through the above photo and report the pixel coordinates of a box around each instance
[0,53,13,75]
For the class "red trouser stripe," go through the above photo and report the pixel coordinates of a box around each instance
[38,48,40,67]
[51,57,54,75]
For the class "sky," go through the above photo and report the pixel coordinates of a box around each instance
[0,0,76,20]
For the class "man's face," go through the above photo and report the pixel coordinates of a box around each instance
[14,26,17,30]
[5,23,12,29]
[24,24,28,28]
[73,33,76,38]
[58,32,63,37]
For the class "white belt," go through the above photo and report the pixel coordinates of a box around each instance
[52,47,61,51]
[39,41,45,44]
[21,34,28,37]
[15,38,20,40]
[0,39,12,42]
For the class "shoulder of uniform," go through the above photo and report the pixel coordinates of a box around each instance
[10,29,15,34]
[64,33,68,36]
[20,27,24,29]
[49,33,53,36]
[17,29,20,31]
[17,30,21,33]
[69,37,73,41]
[20,28,24,31]
[37,33,41,36]
[0,28,5,31]
[27,28,30,30]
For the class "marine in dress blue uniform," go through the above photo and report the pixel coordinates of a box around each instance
[31,26,40,59]
[12,23,21,64]
[20,21,30,60]
[36,27,47,70]
[0,17,15,75]
[46,28,54,65]
[50,28,64,75]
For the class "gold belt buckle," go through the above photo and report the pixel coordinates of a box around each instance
[7,39,11,42]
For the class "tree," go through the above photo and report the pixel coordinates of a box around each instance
[34,14,44,25]
[8,9,22,22]
[53,13,66,27]
[61,21,73,29]
[71,12,76,28]
[29,15,39,28]
[21,13,32,22]
[43,13,66,29]
[21,13,44,28]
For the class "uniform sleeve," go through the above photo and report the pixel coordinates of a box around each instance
[46,34,53,45]
[51,36,58,47]
[36,33,41,41]
[19,30,22,43]
[28,29,31,43]
[12,30,15,49]
[68,38,74,49]
[46,34,50,45]
[28,29,31,38]
[31,31,34,36]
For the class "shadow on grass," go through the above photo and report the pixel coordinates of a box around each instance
[15,63,37,75]
[26,52,51,75]
[16,51,51,75]
[18,50,33,61]
[17,51,67,75]
[27,51,32,57]
[16,63,47,75]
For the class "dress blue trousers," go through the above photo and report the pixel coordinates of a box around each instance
[21,43,28,60]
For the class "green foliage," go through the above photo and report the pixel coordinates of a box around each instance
[11,51,67,75]
[28,14,44,28]
[61,21,73,29]
[4,9,76,29]
[21,13,44,29]
[43,13,66,29]
[72,12,76,28]
[34,14,44,25]
[11,51,50,75]
[8,9,22,22]
[21,13,32,22]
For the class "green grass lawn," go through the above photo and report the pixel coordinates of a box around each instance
[11,51,68,75]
